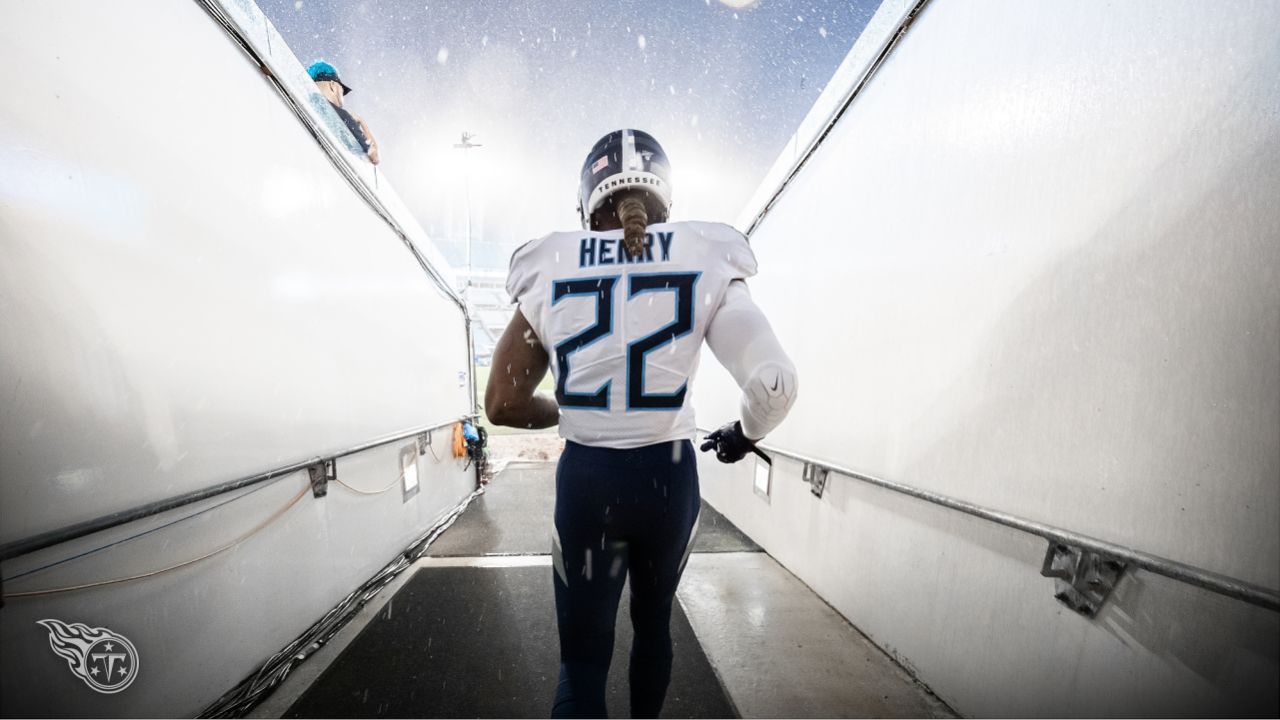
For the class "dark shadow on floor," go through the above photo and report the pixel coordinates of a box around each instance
[284,565,737,719]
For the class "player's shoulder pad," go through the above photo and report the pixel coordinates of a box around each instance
[507,232,552,302]
[507,230,586,302]
[683,221,758,279]
[508,232,552,271]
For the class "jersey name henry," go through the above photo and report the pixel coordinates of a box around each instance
[577,231,674,267]
[506,221,758,449]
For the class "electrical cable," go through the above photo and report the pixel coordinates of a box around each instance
[4,432,468,591]
[1,480,279,584]
[3,484,309,599]
[333,467,406,496]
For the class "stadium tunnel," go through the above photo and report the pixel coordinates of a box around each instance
[1,0,1277,717]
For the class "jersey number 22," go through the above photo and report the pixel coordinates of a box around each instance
[551,272,700,411]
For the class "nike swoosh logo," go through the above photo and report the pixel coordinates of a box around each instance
[770,377,780,392]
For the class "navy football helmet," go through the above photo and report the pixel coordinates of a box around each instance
[578,129,673,228]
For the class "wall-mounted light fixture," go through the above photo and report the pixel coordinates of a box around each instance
[753,456,771,501]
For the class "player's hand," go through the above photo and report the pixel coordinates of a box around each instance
[699,420,768,465]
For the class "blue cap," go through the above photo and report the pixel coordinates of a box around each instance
[307,60,353,95]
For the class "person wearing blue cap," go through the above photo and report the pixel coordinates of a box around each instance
[308,60,380,165]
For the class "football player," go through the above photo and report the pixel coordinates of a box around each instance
[486,129,797,718]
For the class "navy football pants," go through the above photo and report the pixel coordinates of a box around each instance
[551,439,701,719]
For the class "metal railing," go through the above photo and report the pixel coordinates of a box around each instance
[0,417,473,565]
[741,437,1279,613]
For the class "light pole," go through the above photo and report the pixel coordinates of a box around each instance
[453,131,482,291]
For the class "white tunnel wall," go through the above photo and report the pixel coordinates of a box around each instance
[0,0,471,545]
[1,1,475,716]
[694,0,1280,716]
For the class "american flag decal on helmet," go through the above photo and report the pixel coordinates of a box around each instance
[37,619,140,694]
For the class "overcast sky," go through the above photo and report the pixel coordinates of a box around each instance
[259,0,881,269]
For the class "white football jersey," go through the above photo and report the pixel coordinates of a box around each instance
[506,221,758,449]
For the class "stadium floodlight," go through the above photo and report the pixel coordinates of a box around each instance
[453,132,483,290]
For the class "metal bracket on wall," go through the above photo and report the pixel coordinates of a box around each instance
[802,462,829,498]
[307,459,335,498]
[1041,542,1126,617]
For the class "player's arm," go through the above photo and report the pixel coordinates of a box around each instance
[354,114,380,165]
[702,280,798,458]
[484,308,559,429]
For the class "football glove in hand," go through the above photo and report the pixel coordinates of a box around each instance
[699,420,772,465]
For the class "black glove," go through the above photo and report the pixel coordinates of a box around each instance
[699,421,772,465]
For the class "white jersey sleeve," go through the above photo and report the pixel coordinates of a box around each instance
[505,221,758,448]
[706,280,798,439]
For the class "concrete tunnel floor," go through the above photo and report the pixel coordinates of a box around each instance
[250,446,956,718]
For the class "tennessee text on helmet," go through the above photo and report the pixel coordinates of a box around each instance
[578,129,672,228]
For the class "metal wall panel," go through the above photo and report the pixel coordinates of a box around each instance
[0,0,471,544]
[0,1,477,715]
[695,0,1280,715]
